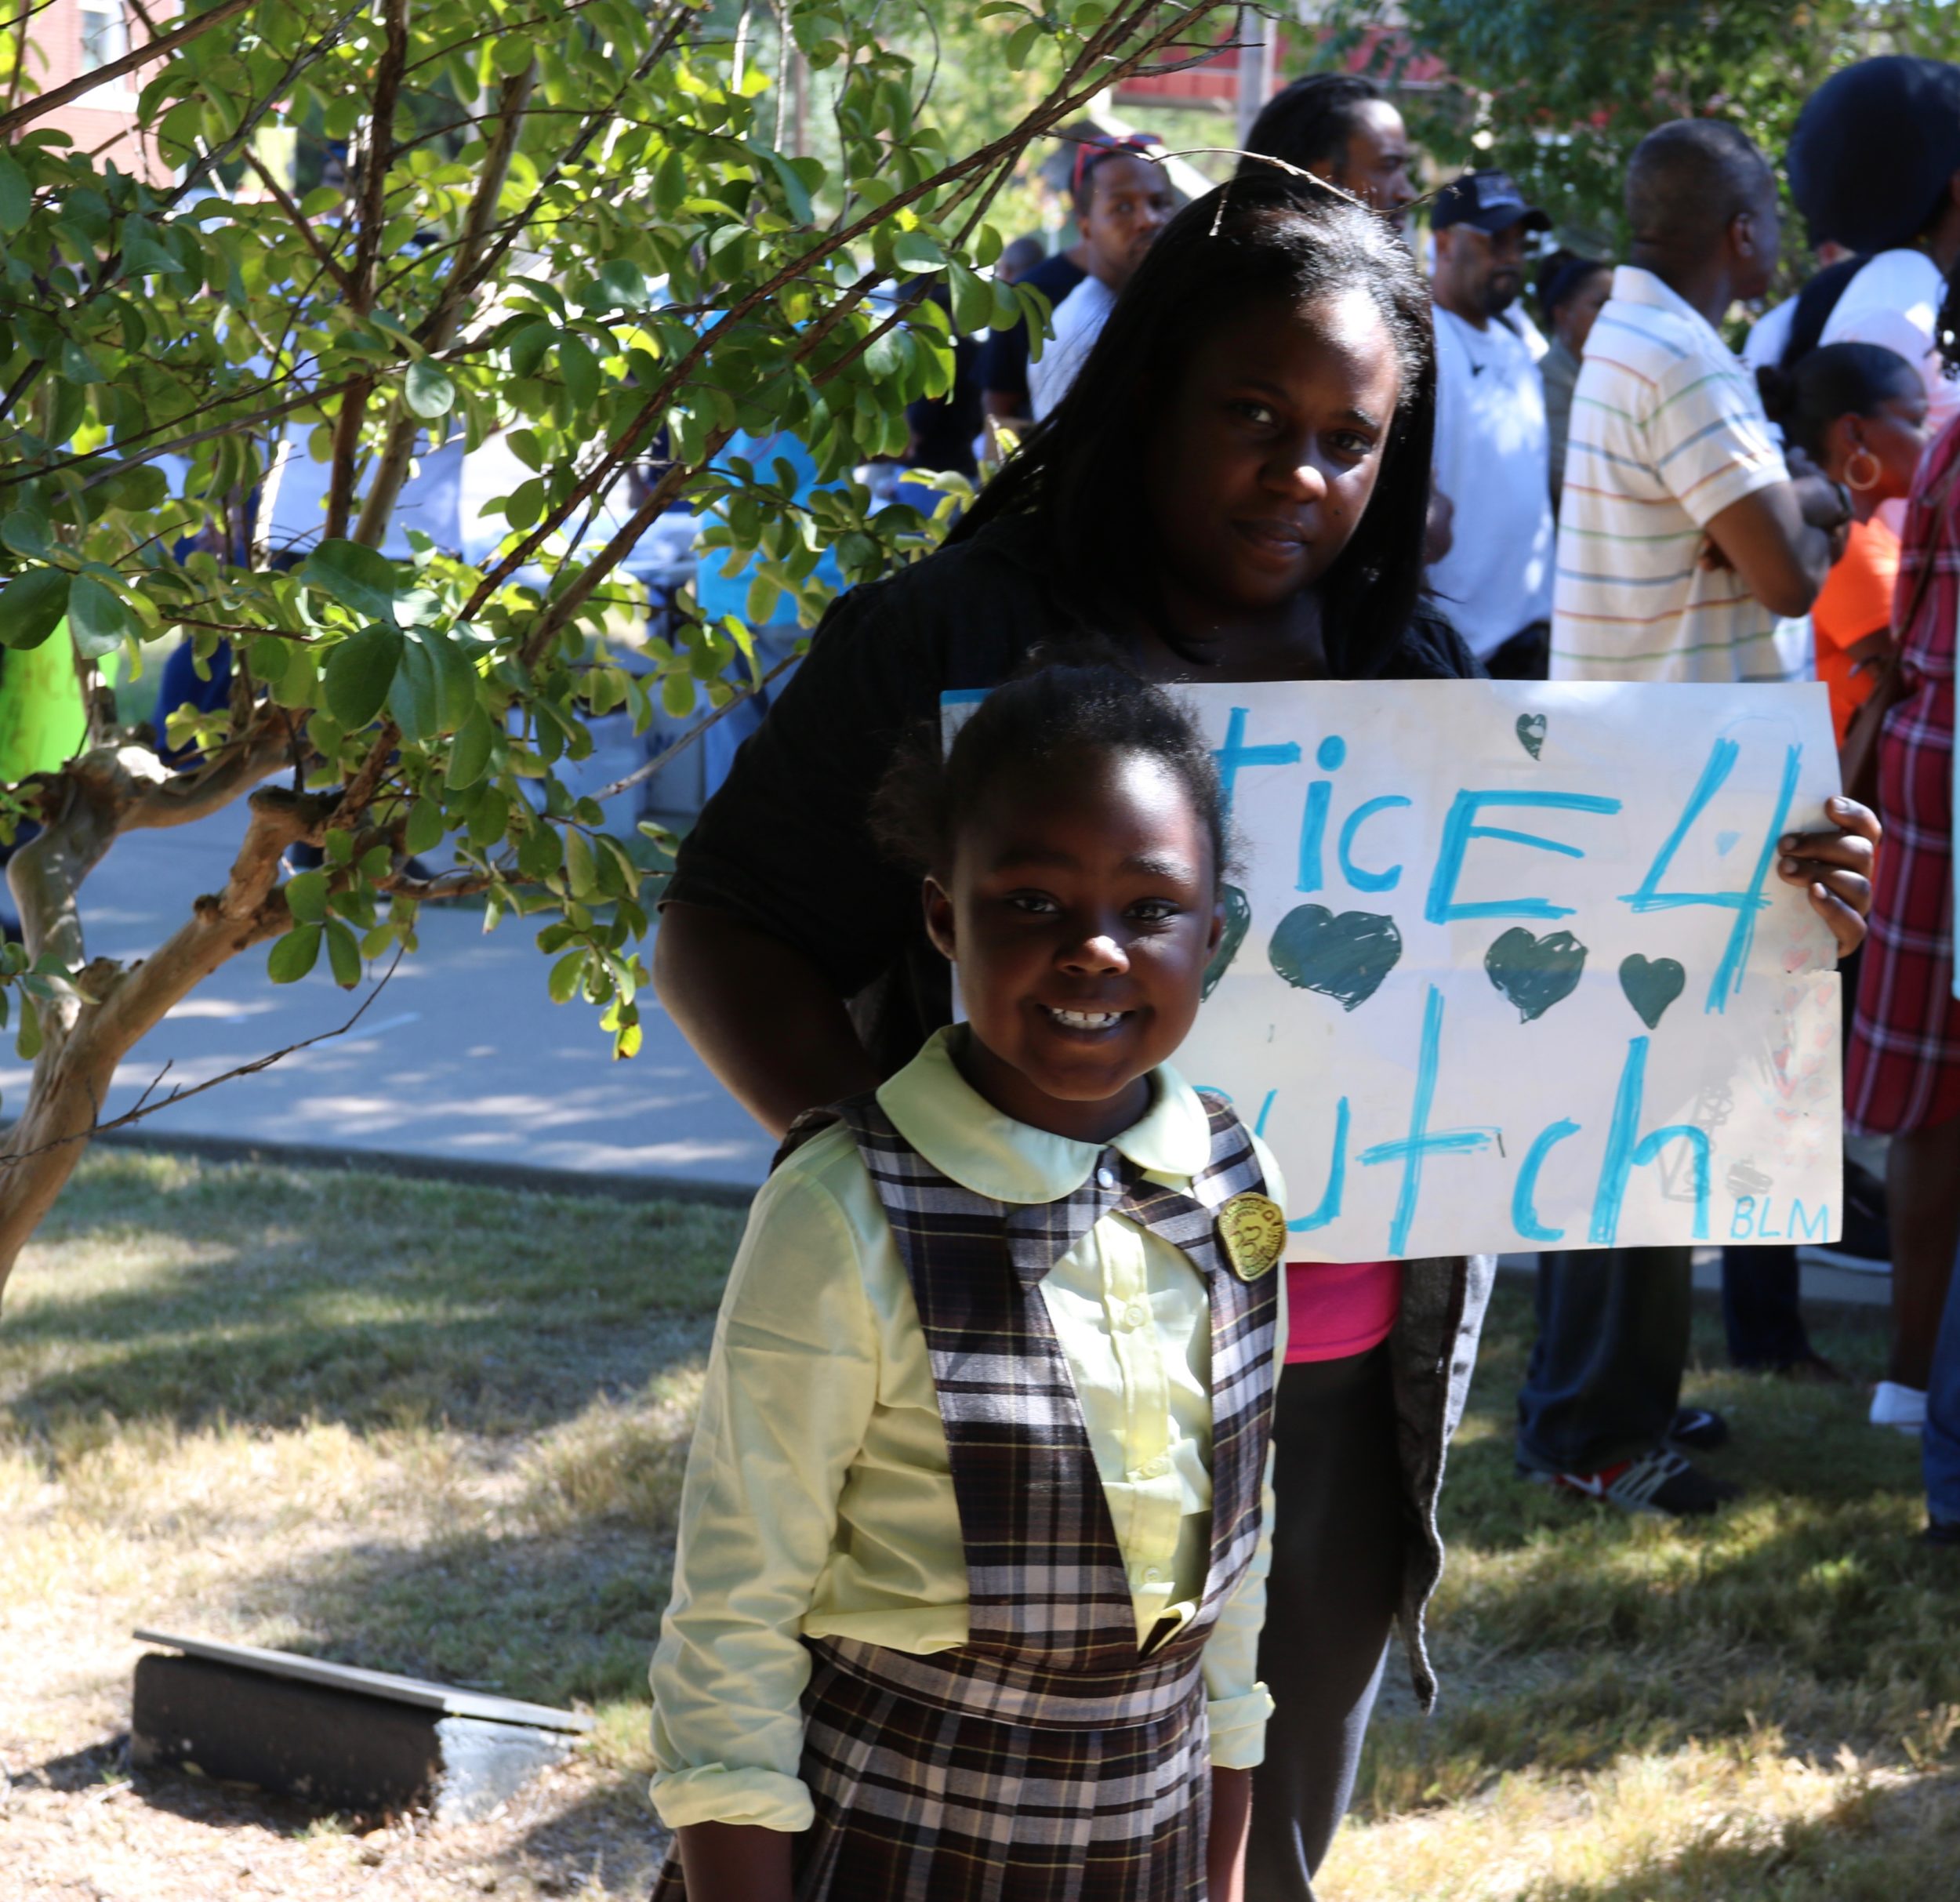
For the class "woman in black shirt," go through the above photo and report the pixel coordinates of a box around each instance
[655,175,1872,1898]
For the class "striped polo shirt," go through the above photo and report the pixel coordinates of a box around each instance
[1551,265,1791,682]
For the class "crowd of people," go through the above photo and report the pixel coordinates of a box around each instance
[638,53,1957,1902]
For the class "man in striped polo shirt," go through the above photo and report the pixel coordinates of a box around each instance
[1552,120,1849,684]
[1524,121,1855,1517]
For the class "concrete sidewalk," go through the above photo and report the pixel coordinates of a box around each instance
[2,801,777,1189]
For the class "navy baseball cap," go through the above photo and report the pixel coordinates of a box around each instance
[1432,169,1552,235]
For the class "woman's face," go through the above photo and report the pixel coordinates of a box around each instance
[1828,382,1930,506]
[1143,289,1404,617]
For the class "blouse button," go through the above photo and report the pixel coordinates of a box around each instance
[1097,1165,1119,1190]
[1123,1300,1148,1330]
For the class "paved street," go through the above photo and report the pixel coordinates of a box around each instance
[1,797,776,1190]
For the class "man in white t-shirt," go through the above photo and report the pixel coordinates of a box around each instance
[1426,170,1555,676]
[1026,139,1175,421]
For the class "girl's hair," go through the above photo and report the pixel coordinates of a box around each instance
[1535,251,1611,325]
[1756,342,1919,461]
[872,655,1232,891]
[954,172,1437,677]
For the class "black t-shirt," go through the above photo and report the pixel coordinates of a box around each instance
[975,252,1087,409]
[666,513,1482,1074]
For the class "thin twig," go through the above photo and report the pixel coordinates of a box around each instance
[0,949,407,1171]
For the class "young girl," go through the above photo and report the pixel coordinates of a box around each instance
[648,661,1289,1901]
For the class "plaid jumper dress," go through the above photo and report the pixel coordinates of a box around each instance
[653,1090,1280,1902]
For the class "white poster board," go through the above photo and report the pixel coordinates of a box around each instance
[946,680,1843,1262]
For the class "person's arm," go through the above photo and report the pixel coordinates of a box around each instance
[676,1824,794,1902]
[1700,479,1842,619]
[655,902,880,1140]
[1207,1767,1253,1902]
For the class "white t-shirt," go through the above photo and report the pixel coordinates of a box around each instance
[1029,275,1116,421]
[1552,266,1791,683]
[1428,307,1555,659]
[1743,295,1796,375]
[1820,248,1960,440]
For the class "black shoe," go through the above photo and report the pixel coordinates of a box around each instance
[1927,1516,1960,1548]
[1668,1406,1730,1452]
[1528,1446,1741,1517]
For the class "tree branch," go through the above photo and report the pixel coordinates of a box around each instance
[0,0,255,140]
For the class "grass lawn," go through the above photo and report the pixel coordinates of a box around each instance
[1,1149,1955,1899]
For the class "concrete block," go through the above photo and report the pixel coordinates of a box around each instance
[131,1629,591,1820]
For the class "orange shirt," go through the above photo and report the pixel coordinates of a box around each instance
[1812,517,1900,744]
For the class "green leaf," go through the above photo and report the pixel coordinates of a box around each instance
[0,569,71,651]
[267,924,322,984]
[322,622,403,728]
[304,539,406,627]
[510,320,556,379]
[891,230,943,273]
[284,869,329,924]
[387,634,441,740]
[447,702,496,790]
[324,918,363,989]
[947,263,993,336]
[558,333,600,410]
[0,149,30,234]
[404,358,456,419]
[546,948,585,1004]
[405,796,445,855]
[66,574,138,659]
[0,511,49,560]
[564,826,601,901]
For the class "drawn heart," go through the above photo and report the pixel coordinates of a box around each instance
[1268,905,1402,1011]
[1201,884,1252,1000]
[1484,926,1588,1022]
[1619,953,1686,1029]
[1515,713,1547,760]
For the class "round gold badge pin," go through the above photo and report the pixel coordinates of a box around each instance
[1218,1192,1285,1282]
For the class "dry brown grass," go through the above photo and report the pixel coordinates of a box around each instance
[2,1147,1957,1898]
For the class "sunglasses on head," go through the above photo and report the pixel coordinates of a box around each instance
[1072,132,1164,201]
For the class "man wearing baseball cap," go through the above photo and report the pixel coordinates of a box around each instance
[1426,169,1558,677]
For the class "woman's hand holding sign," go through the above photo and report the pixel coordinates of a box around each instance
[1780,793,1878,957]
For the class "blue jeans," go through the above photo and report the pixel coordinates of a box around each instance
[1927,1262,1960,1525]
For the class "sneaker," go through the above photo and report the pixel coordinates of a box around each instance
[1926,1516,1960,1548]
[1529,1446,1740,1517]
[1667,1406,1730,1452]
[1871,1381,1926,1434]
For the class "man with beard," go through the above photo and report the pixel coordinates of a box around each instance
[1426,169,1557,677]
[1024,136,1175,420]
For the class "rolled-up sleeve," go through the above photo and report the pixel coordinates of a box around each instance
[649,1164,880,1831]
[1201,1142,1288,1769]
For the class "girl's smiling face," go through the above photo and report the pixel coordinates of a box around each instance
[924,745,1223,1143]
[1142,286,1404,617]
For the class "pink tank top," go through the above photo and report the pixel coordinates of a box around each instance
[1284,1259,1403,1363]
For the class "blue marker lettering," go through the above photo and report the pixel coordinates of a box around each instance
[1215,706,1301,827]
[1730,1196,1755,1240]
[1359,985,1501,1257]
[1287,1097,1349,1234]
[1425,789,1622,924]
[1619,738,1802,1014]
[1254,1088,1277,1139]
[1791,1200,1830,1242]
[1339,795,1410,895]
[1295,735,1346,893]
[1591,1035,1711,1244]
[1512,1117,1581,1243]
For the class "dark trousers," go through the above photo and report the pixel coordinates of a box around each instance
[1247,1345,1406,1900]
[1721,1243,1814,1368]
[1515,1247,1693,1475]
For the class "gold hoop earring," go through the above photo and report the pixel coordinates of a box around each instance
[1846,447,1882,492]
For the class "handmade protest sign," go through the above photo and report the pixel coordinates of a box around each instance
[945,680,1843,1261]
